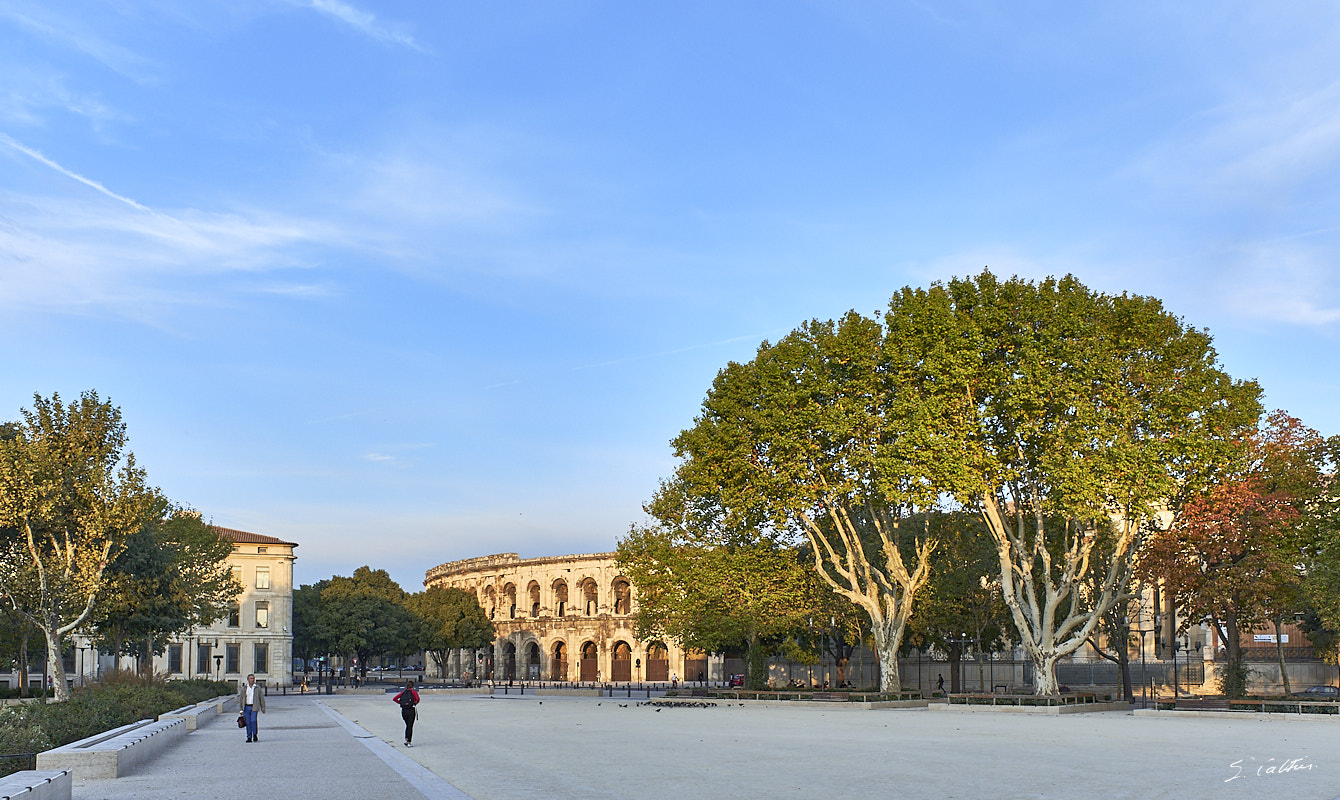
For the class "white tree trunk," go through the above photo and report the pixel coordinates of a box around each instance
[43,627,70,702]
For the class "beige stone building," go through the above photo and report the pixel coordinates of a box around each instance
[425,552,718,683]
[69,526,298,689]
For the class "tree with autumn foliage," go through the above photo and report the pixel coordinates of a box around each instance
[1139,412,1328,697]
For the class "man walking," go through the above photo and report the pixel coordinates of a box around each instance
[238,674,267,742]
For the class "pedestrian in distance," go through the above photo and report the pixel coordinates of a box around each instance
[936,673,945,694]
[393,679,420,747]
[238,674,266,742]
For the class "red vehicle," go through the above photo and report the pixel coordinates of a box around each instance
[729,674,744,687]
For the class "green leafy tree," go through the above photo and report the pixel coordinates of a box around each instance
[0,392,161,700]
[617,522,819,689]
[406,586,494,679]
[661,313,938,691]
[317,567,417,679]
[1298,435,1340,679]
[89,507,239,672]
[880,272,1261,694]
[292,581,329,666]
[904,513,1011,693]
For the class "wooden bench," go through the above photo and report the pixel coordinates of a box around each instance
[37,719,185,779]
[0,769,70,800]
[811,692,850,702]
[1175,697,1231,711]
[689,688,709,697]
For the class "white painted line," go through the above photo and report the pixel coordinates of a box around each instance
[315,702,473,800]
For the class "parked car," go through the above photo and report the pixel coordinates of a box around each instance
[1299,685,1338,699]
[729,674,744,687]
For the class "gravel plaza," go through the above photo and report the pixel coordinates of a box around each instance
[317,692,1340,800]
[62,691,1340,800]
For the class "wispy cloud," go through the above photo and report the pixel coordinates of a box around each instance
[0,134,339,315]
[304,0,422,51]
[1132,76,1340,200]
[0,4,156,80]
[1216,241,1340,328]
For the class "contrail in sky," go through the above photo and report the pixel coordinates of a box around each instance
[0,132,152,212]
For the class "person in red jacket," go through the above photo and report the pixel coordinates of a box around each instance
[392,680,420,746]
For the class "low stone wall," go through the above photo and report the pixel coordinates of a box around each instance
[0,769,70,800]
[36,718,185,779]
[933,700,1131,714]
[159,698,227,731]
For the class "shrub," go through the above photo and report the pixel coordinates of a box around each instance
[0,672,232,777]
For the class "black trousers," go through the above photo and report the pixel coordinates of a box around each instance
[402,706,416,743]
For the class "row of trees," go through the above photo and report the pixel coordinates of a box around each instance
[0,392,239,700]
[292,566,494,679]
[618,272,1339,696]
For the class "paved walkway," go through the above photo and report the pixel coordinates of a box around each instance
[71,691,1340,800]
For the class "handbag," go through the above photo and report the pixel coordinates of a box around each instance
[237,714,246,728]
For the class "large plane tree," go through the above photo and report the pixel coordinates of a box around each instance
[885,272,1261,694]
[0,392,160,701]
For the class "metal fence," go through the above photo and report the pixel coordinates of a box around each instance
[1057,660,1204,688]
[0,752,37,779]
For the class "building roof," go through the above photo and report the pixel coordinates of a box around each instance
[211,525,298,548]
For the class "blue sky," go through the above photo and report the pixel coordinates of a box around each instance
[2,1,1338,592]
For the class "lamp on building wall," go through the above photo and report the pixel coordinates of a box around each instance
[213,639,223,683]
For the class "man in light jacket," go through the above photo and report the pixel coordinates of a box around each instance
[238,674,267,742]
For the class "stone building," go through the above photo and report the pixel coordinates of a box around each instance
[70,526,298,689]
[424,552,719,683]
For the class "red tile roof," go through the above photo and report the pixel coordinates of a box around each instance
[210,525,298,547]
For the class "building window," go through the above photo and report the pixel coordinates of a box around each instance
[256,601,270,629]
[228,605,240,627]
[226,643,240,674]
[255,566,270,590]
[232,566,243,588]
[168,644,183,674]
[254,643,269,675]
[197,644,212,675]
[257,546,267,553]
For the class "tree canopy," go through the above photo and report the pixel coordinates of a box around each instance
[406,586,493,678]
[617,521,823,689]
[0,392,161,700]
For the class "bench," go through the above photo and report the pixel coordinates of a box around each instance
[811,692,850,702]
[36,719,185,779]
[158,698,224,731]
[1175,697,1231,711]
[689,688,709,697]
[0,769,70,800]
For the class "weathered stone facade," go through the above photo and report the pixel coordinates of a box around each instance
[425,552,716,683]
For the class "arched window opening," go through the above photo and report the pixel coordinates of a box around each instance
[525,641,541,680]
[553,580,568,617]
[582,579,598,616]
[504,582,517,619]
[611,641,632,682]
[646,643,669,682]
[502,641,517,682]
[612,579,631,615]
[528,581,541,618]
[551,641,568,681]
[580,641,599,682]
[484,586,497,620]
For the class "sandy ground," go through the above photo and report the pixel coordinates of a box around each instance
[322,692,1340,800]
[66,692,1340,800]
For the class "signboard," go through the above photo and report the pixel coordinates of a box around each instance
[1253,634,1288,643]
